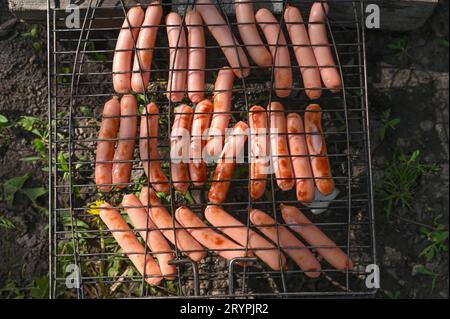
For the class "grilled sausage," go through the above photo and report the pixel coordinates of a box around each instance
[166,12,188,102]
[235,0,272,67]
[287,113,315,204]
[280,204,353,271]
[186,10,206,103]
[284,5,322,100]
[204,67,234,158]
[196,0,250,78]
[139,103,170,193]
[113,6,145,94]
[139,187,206,262]
[122,194,176,279]
[269,102,294,191]
[131,1,163,93]
[99,202,162,285]
[205,205,286,270]
[249,105,269,200]
[208,121,248,204]
[95,98,121,192]
[255,8,292,98]
[175,206,247,261]
[304,104,334,195]
[112,95,138,188]
[189,99,213,186]
[171,104,193,193]
[250,208,321,278]
[308,2,342,92]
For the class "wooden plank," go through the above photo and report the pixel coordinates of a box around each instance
[9,0,438,31]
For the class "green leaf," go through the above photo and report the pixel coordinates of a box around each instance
[0,215,15,230]
[436,37,449,48]
[0,114,8,124]
[32,42,41,52]
[29,276,49,299]
[414,265,437,277]
[18,116,39,132]
[3,174,30,207]
[30,25,38,38]
[21,187,47,203]
[80,106,92,117]
[33,138,45,154]
[58,152,69,173]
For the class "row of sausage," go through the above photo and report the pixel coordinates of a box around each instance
[113,0,341,100]
[98,188,353,285]
[94,94,334,204]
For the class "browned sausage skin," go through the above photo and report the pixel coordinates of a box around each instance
[268,102,295,191]
[170,104,193,193]
[112,95,138,188]
[287,113,315,204]
[249,105,269,200]
[208,121,248,204]
[139,103,170,193]
[189,99,213,186]
[95,98,121,192]
[304,104,335,195]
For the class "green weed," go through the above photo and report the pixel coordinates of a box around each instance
[419,215,449,262]
[379,109,400,141]
[377,150,439,218]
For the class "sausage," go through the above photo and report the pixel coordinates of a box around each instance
[284,5,322,100]
[208,121,248,204]
[170,104,193,193]
[175,206,247,261]
[196,0,250,78]
[205,205,286,270]
[131,1,163,93]
[280,204,353,271]
[189,99,213,186]
[122,194,176,280]
[204,67,234,158]
[186,10,206,103]
[255,8,292,98]
[286,113,315,204]
[249,105,269,200]
[113,6,145,94]
[304,104,334,195]
[139,187,206,262]
[268,102,294,191]
[95,98,121,192]
[308,2,342,92]
[234,0,272,67]
[250,209,321,278]
[139,103,170,193]
[112,95,138,188]
[166,12,188,102]
[99,202,162,285]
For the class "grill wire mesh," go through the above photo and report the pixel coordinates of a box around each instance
[48,0,376,298]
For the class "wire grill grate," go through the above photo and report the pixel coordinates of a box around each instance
[48,0,376,298]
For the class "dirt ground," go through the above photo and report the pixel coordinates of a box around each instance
[0,0,448,298]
